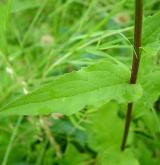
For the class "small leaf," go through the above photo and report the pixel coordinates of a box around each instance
[134,71,160,118]
[0,60,142,115]
[140,71,160,105]
[142,12,160,45]
[58,144,91,165]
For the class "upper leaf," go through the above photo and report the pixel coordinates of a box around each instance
[0,60,142,115]
[142,12,160,45]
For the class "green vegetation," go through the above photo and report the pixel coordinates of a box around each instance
[0,0,160,164]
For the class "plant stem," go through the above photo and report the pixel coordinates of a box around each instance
[121,0,143,151]
[40,117,62,158]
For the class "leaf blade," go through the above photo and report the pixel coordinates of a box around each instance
[0,60,143,115]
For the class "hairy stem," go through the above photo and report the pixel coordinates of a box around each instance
[121,0,143,151]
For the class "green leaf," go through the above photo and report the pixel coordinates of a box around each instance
[138,71,160,109]
[139,13,160,78]
[97,148,140,165]
[85,103,139,165]
[142,71,160,102]
[11,0,40,13]
[135,141,160,165]
[0,60,142,115]
[58,144,91,165]
[139,49,158,78]
[142,12,160,45]
[86,103,123,151]
[134,71,160,119]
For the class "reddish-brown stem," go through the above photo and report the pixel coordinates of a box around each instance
[121,0,143,151]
